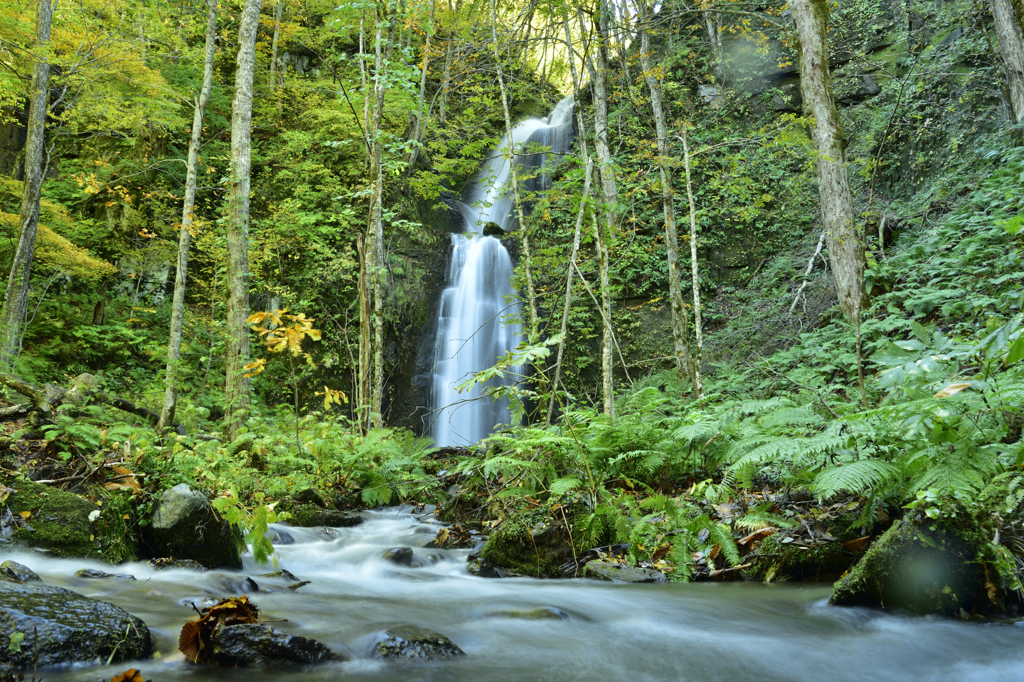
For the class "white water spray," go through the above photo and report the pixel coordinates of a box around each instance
[430,96,575,446]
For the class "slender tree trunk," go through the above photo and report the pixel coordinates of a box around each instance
[0,0,53,372]
[703,7,725,80]
[158,0,218,432]
[547,158,592,425]
[224,0,262,439]
[681,125,704,399]
[594,204,615,421]
[991,0,1024,123]
[591,0,619,236]
[639,11,691,383]
[356,234,371,431]
[269,0,283,88]
[359,3,371,144]
[438,40,453,125]
[490,0,538,332]
[367,10,389,428]
[790,0,864,322]
[407,0,435,170]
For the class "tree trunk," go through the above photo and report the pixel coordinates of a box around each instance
[790,0,864,322]
[639,11,692,384]
[158,0,219,432]
[367,10,389,428]
[269,0,283,89]
[356,233,371,431]
[0,0,52,372]
[681,125,704,399]
[406,0,435,171]
[991,0,1024,123]
[704,9,725,80]
[590,0,619,237]
[438,40,453,126]
[594,205,615,422]
[547,157,592,425]
[224,0,262,439]
[490,0,538,332]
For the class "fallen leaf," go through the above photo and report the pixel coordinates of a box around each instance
[738,528,777,546]
[18,511,31,520]
[842,535,871,552]
[110,669,148,682]
[709,543,722,560]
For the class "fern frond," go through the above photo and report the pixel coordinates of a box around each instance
[814,460,899,499]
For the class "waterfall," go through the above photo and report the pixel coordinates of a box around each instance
[430,96,575,446]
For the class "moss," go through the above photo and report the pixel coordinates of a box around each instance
[479,505,581,578]
[2,477,104,561]
[830,517,999,616]
[747,534,855,582]
[286,505,362,528]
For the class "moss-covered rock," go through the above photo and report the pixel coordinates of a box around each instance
[583,560,668,583]
[371,625,464,660]
[830,517,1001,617]
[479,507,580,578]
[287,506,363,528]
[0,561,39,583]
[1,477,104,560]
[0,579,152,670]
[747,534,857,583]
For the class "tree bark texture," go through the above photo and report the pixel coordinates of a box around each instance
[790,0,865,322]
[681,125,704,399]
[367,11,389,428]
[224,0,262,438]
[639,16,692,384]
[991,0,1024,123]
[591,0,619,237]
[356,233,371,431]
[159,0,218,432]
[0,0,53,372]
[270,0,283,87]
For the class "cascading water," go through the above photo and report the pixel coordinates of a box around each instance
[430,96,575,446]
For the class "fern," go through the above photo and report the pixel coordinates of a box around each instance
[814,460,900,499]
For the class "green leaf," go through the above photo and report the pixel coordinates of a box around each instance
[1007,335,1024,366]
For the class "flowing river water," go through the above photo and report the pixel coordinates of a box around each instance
[6,508,1024,681]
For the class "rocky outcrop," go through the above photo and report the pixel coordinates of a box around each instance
[582,560,668,583]
[371,625,464,660]
[210,624,340,667]
[0,580,152,670]
[75,568,136,580]
[478,509,580,578]
[830,517,1001,617]
[144,484,241,569]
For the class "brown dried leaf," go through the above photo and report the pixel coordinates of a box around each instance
[110,669,147,682]
[738,528,777,546]
[841,535,871,552]
[178,620,202,663]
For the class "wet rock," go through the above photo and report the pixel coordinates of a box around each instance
[488,607,569,620]
[0,478,103,560]
[0,580,152,669]
[372,624,464,660]
[583,560,668,583]
[258,569,299,581]
[288,506,363,528]
[467,552,520,578]
[0,561,40,583]
[831,517,1000,617]
[267,528,295,545]
[75,568,136,580]
[209,574,260,595]
[479,509,580,578]
[210,623,341,667]
[482,221,505,237]
[150,558,209,572]
[144,484,241,569]
[382,547,415,566]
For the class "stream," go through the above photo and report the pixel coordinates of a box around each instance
[6,508,1024,681]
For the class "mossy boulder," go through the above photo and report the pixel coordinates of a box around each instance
[1,478,104,560]
[583,560,668,583]
[143,484,241,569]
[287,506,363,528]
[210,624,341,667]
[371,624,464,660]
[0,579,152,670]
[0,561,40,583]
[479,507,580,578]
[830,517,1001,617]
[747,534,857,583]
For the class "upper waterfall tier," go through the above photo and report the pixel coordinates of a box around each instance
[430,95,575,447]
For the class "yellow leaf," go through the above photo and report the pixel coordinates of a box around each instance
[18,511,31,520]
